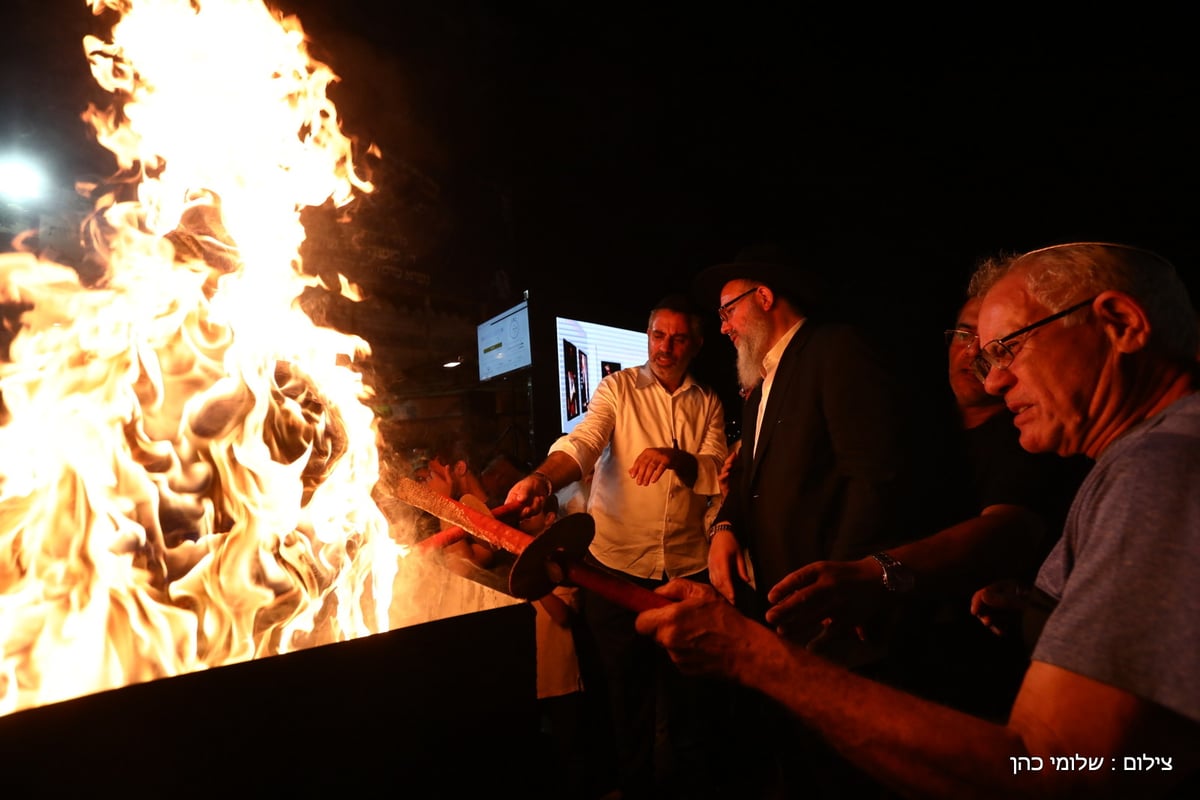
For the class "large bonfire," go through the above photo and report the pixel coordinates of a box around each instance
[0,0,422,716]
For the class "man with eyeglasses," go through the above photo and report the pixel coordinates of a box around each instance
[637,242,1200,798]
[694,244,912,643]
[691,243,915,797]
[763,276,1090,721]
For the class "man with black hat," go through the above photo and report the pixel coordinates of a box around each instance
[695,244,911,639]
[507,293,730,799]
[693,244,914,797]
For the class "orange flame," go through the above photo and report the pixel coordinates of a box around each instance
[0,0,411,715]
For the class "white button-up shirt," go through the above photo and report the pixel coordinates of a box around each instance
[550,363,727,579]
[754,318,804,456]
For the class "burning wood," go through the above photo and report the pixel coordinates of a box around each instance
[415,499,523,553]
[0,0,452,717]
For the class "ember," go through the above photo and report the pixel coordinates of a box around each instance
[0,0,487,718]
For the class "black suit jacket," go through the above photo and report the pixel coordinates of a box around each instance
[717,319,912,611]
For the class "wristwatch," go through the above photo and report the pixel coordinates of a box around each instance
[870,552,915,593]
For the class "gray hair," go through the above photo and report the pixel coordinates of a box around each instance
[969,242,1198,362]
[966,251,1019,299]
[648,293,704,342]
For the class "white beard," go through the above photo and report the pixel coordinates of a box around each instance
[735,314,769,393]
[735,340,761,392]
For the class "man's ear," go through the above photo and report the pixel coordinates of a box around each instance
[1095,291,1151,354]
[756,285,775,312]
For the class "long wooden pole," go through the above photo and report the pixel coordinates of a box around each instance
[396,477,671,612]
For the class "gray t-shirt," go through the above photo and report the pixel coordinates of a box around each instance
[1034,391,1200,725]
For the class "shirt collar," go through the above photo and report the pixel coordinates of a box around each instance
[761,319,804,379]
[638,362,695,394]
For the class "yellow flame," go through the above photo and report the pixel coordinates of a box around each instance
[0,0,405,716]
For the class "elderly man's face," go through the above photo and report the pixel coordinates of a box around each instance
[977,272,1106,455]
[647,309,699,388]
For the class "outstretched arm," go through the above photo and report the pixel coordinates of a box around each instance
[766,504,1046,636]
[636,580,1199,800]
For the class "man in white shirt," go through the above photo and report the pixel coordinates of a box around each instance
[507,293,727,799]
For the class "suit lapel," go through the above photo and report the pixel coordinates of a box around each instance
[749,322,815,479]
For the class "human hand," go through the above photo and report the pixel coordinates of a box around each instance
[635,579,767,679]
[765,558,885,643]
[970,579,1029,636]
[629,447,675,485]
[504,474,548,518]
[707,528,748,603]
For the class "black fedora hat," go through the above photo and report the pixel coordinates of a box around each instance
[693,243,828,313]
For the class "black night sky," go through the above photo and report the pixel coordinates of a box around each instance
[5,1,1199,402]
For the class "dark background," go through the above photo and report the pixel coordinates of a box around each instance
[5,1,1199,454]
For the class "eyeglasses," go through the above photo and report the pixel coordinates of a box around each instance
[717,287,758,322]
[943,329,978,348]
[971,296,1097,382]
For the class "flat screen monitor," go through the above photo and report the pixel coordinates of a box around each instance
[477,298,532,381]
[556,316,646,435]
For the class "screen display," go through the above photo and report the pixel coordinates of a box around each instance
[555,316,646,435]
[477,299,532,381]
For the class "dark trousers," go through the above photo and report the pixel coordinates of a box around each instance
[537,692,590,799]
[581,568,735,800]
